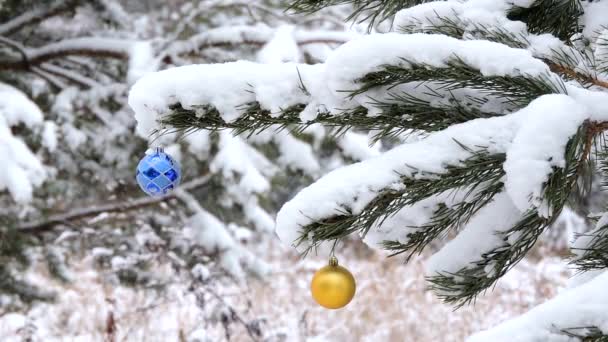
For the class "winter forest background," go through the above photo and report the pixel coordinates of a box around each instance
[0,0,605,341]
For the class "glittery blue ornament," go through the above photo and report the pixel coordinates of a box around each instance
[136,148,181,196]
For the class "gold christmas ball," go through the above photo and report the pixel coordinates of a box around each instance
[310,257,356,309]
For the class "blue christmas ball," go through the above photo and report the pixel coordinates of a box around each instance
[136,148,181,196]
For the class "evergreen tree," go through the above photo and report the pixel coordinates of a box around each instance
[129,0,608,339]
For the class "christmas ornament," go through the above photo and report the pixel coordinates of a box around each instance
[310,256,356,309]
[136,147,181,196]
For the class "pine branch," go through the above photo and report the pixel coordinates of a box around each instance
[295,148,506,255]
[428,125,589,305]
[598,31,608,75]
[398,11,466,38]
[287,0,437,28]
[547,61,608,89]
[293,120,600,304]
[353,56,566,107]
[156,56,558,139]
[384,151,506,259]
[561,326,608,341]
[507,0,583,41]
[398,13,530,49]
[366,91,500,136]
[397,10,608,91]
[158,88,500,141]
[572,222,608,271]
[427,211,548,307]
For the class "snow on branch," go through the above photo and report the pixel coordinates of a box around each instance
[0,0,79,36]
[467,271,608,341]
[0,36,156,85]
[1,37,138,70]
[130,33,564,137]
[2,26,352,87]
[0,84,53,203]
[394,0,582,41]
[175,188,270,279]
[394,1,608,89]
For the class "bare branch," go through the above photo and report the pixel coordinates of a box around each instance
[18,175,211,234]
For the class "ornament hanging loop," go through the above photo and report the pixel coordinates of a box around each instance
[329,256,338,267]
[155,146,164,154]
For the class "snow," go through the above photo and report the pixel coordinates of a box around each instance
[27,37,133,60]
[393,0,592,78]
[468,271,608,342]
[127,41,158,84]
[426,192,520,276]
[337,132,381,161]
[257,25,301,64]
[503,95,588,215]
[582,1,608,40]
[0,84,43,126]
[184,129,211,160]
[363,192,453,250]
[177,188,270,279]
[395,1,526,38]
[274,131,320,175]
[211,132,275,195]
[325,33,550,81]
[0,84,48,203]
[42,121,58,152]
[129,61,324,137]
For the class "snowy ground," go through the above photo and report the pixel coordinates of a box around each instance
[0,238,569,342]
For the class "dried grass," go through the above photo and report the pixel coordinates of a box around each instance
[0,239,570,342]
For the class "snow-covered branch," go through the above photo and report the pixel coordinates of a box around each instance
[130,33,564,136]
[161,25,355,62]
[0,84,53,203]
[0,0,79,36]
[1,37,135,70]
[468,271,608,342]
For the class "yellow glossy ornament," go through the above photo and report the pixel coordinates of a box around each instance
[310,257,356,309]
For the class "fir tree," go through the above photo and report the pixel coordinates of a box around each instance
[130,0,608,339]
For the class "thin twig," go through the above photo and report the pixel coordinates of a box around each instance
[548,61,608,89]
[205,286,260,342]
